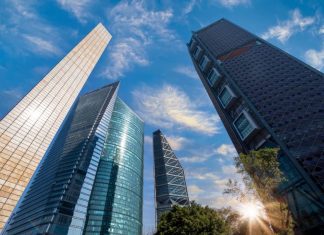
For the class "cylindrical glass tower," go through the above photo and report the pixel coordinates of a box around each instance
[84,98,144,235]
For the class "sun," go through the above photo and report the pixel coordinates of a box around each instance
[239,202,262,220]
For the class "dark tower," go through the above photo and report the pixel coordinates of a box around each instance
[188,18,324,233]
[153,130,190,226]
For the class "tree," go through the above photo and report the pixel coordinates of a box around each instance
[224,148,294,234]
[155,201,232,235]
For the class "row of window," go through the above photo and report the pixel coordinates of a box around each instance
[190,39,259,141]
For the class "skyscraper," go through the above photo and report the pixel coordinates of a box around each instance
[188,18,324,232]
[153,130,189,226]
[0,23,111,229]
[5,82,144,235]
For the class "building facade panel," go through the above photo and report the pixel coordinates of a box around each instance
[188,18,324,233]
[0,23,111,229]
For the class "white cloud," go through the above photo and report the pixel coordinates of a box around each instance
[0,1,65,57]
[132,84,220,135]
[181,144,237,163]
[183,0,197,15]
[217,0,250,8]
[216,144,237,157]
[180,154,211,163]
[319,25,324,35]
[174,65,198,80]
[305,47,324,71]
[222,165,237,175]
[56,0,91,23]
[144,135,153,145]
[188,184,204,197]
[103,38,149,79]
[262,9,315,43]
[103,0,175,79]
[165,135,189,151]
[23,35,61,55]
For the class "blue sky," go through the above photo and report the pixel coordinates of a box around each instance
[0,0,323,233]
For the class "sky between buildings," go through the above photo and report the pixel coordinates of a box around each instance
[0,0,323,233]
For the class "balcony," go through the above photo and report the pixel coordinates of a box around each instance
[193,46,202,60]
[199,55,211,72]
[233,110,259,140]
[206,68,222,87]
[218,85,237,108]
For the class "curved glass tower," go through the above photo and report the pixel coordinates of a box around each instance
[84,98,144,235]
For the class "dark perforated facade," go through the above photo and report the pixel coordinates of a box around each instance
[188,18,324,233]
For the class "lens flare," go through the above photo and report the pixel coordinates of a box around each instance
[239,202,262,220]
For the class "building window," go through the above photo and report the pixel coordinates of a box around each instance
[189,39,196,50]
[193,46,202,60]
[199,55,210,72]
[207,68,221,87]
[233,110,258,140]
[218,85,236,108]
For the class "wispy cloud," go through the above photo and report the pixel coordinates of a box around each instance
[217,0,250,8]
[132,84,220,135]
[262,9,315,43]
[0,0,64,57]
[216,144,237,157]
[183,0,198,15]
[23,35,61,55]
[174,65,198,79]
[188,184,204,197]
[181,150,214,163]
[56,0,91,23]
[103,0,175,79]
[165,135,189,151]
[319,25,324,35]
[305,47,324,71]
[181,144,236,163]
[144,135,153,145]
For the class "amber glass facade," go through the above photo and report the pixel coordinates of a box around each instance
[0,23,111,229]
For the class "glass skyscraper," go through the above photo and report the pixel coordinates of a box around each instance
[153,130,189,226]
[0,23,111,229]
[4,82,144,235]
[188,18,324,233]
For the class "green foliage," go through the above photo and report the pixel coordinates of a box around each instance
[224,148,295,234]
[235,148,283,198]
[155,201,231,235]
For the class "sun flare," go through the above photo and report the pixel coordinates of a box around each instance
[239,202,262,220]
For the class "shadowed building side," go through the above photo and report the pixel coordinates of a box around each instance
[153,130,189,226]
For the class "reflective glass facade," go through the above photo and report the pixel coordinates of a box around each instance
[84,98,144,235]
[5,83,119,235]
[153,130,189,226]
[188,18,324,233]
[0,23,111,230]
